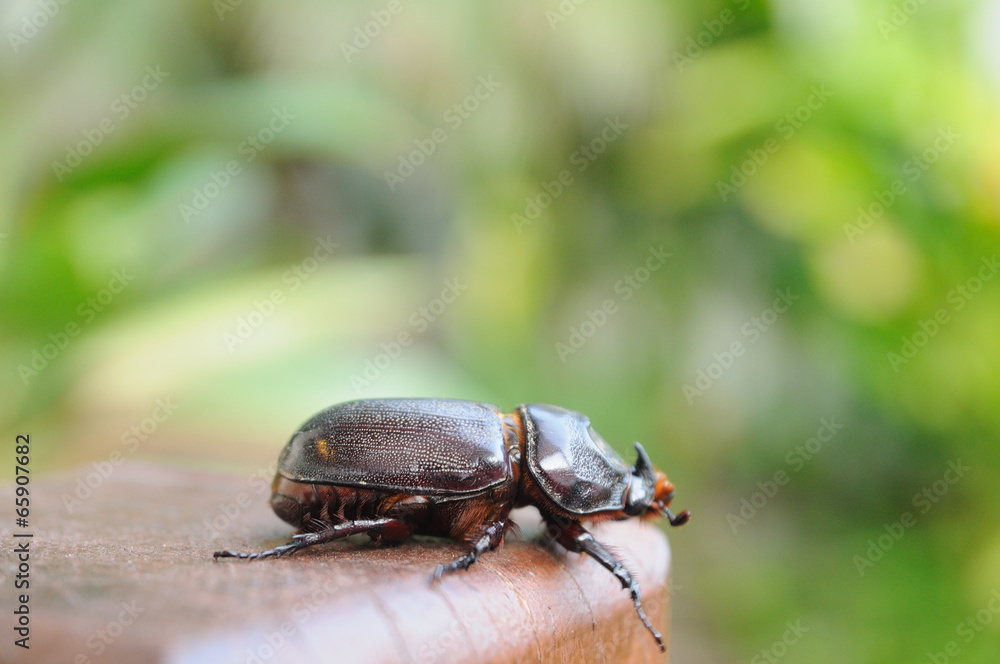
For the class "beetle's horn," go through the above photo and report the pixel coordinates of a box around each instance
[632,442,657,487]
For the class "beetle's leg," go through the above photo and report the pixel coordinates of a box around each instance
[549,518,665,653]
[432,519,507,581]
[213,518,400,561]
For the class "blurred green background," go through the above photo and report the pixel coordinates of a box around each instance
[3,0,1000,661]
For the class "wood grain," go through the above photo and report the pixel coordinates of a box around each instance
[0,462,672,663]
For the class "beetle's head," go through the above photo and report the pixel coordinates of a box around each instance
[623,442,690,526]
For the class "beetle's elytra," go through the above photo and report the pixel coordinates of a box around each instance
[214,398,689,651]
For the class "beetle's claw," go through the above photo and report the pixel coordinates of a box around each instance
[431,564,446,582]
[213,544,296,560]
[214,549,256,560]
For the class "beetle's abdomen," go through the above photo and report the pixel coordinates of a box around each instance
[277,399,512,495]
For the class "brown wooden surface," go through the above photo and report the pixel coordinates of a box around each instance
[1,462,672,664]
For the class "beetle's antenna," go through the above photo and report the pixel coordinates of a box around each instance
[656,501,691,527]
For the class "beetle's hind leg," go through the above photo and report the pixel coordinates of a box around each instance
[214,518,404,561]
[432,519,507,581]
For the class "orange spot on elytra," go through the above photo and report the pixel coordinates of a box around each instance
[314,439,334,459]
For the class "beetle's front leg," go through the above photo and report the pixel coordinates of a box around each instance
[214,518,404,561]
[432,519,507,581]
[547,517,665,653]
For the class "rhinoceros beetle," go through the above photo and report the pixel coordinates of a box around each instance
[214,398,689,650]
